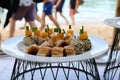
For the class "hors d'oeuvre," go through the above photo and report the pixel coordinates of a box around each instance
[26,45,39,55]
[64,45,75,56]
[51,47,64,57]
[37,47,51,56]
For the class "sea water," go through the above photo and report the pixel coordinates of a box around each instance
[0,0,116,25]
[76,0,116,23]
[37,0,116,24]
[61,0,116,23]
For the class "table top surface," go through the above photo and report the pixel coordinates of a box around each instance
[104,17,120,29]
[1,35,108,63]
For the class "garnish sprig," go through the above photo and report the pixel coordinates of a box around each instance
[32,27,37,32]
[69,25,71,29]
[47,25,50,30]
[26,26,29,30]
[80,26,84,34]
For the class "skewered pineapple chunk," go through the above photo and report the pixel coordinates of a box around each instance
[79,26,88,40]
[25,26,32,37]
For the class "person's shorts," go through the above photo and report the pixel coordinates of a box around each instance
[12,4,34,21]
[43,1,53,15]
[56,6,62,13]
[56,3,64,13]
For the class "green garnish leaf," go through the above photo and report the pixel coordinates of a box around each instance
[80,29,83,34]
[54,28,58,32]
[47,25,49,30]
[32,27,37,32]
[80,26,84,34]
[45,28,48,32]
[69,25,71,29]
[26,26,29,30]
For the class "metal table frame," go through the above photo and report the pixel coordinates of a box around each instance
[11,58,100,80]
[104,29,120,80]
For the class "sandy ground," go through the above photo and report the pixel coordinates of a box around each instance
[0,22,114,46]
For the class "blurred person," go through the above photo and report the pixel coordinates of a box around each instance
[40,0,60,30]
[53,0,68,25]
[9,0,36,37]
[69,0,79,26]
[2,0,20,28]
[20,3,42,29]
[33,3,42,24]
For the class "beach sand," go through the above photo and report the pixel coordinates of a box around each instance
[0,22,114,46]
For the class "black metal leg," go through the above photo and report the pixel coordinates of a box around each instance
[104,29,120,80]
[11,59,18,80]
[10,58,100,80]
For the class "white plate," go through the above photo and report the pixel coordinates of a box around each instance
[95,50,116,63]
[95,54,109,63]
[17,41,28,52]
[1,35,109,63]
[104,17,120,29]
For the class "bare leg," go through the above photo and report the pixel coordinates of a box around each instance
[40,13,46,30]
[28,21,36,29]
[48,14,60,28]
[70,14,75,26]
[9,18,16,38]
[34,13,42,23]
[55,11,57,21]
[60,12,69,25]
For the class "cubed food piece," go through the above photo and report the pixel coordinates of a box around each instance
[26,45,39,55]
[37,47,51,56]
[51,47,64,57]
[64,45,75,56]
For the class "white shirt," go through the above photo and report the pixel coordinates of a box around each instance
[19,0,33,7]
